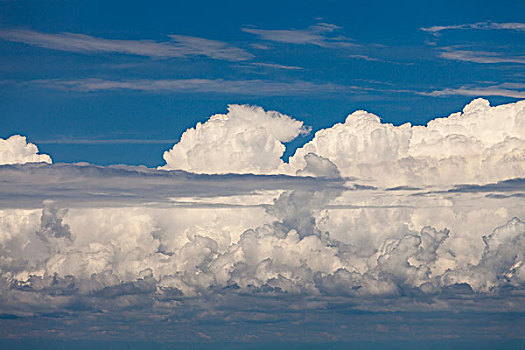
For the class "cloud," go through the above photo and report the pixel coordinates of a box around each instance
[161,104,310,174]
[447,177,525,194]
[419,83,525,99]
[26,78,344,95]
[1,174,524,315]
[248,62,303,70]
[154,98,525,188]
[348,54,381,62]
[438,47,525,64]
[0,30,253,61]
[1,99,525,340]
[0,162,344,208]
[0,135,51,165]
[242,22,355,48]
[421,21,525,35]
[286,98,525,186]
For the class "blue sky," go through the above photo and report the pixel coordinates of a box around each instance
[1,0,524,165]
[1,2,525,347]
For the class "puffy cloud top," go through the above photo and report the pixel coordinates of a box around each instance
[161,104,309,174]
[160,99,525,186]
[287,98,525,186]
[0,135,52,165]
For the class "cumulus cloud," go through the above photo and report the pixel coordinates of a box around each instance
[161,104,310,174]
[158,98,525,187]
[0,135,51,165]
[1,99,524,341]
[0,164,524,340]
[1,180,524,310]
[287,98,525,186]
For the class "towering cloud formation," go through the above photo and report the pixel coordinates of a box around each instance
[160,99,525,187]
[0,99,524,341]
[287,98,525,186]
[162,104,309,174]
[0,135,52,165]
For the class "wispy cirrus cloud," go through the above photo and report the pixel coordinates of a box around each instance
[248,62,303,70]
[34,138,175,145]
[348,54,381,62]
[25,78,345,95]
[0,29,253,61]
[421,21,525,35]
[438,47,525,64]
[419,83,525,99]
[242,22,355,48]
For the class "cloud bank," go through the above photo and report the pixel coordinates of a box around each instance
[1,99,524,341]
[1,172,524,323]
[161,98,525,187]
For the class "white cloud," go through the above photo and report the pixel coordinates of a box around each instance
[161,104,310,174]
[0,30,253,61]
[157,98,525,187]
[1,99,524,339]
[1,177,523,310]
[242,22,355,48]
[286,98,525,186]
[0,135,51,165]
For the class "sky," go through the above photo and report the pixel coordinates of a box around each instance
[1,0,524,165]
[1,0,525,348]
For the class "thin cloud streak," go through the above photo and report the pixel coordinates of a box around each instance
[421,21,525,35]
[34,139,176,145]
[419,83,525,99]
[25,78,346,95]
[17,78,525,99]
[0,30,253,61]
[248,62,303,70]
[242,22,355,48]
[348,54,381,62]
[439,47,525,64]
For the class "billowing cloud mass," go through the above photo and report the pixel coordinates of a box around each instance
[287,98,525,186]
[162,104,309,174]
[1,99,524,341]
[161,99,525,187]
[0,135,51,165]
